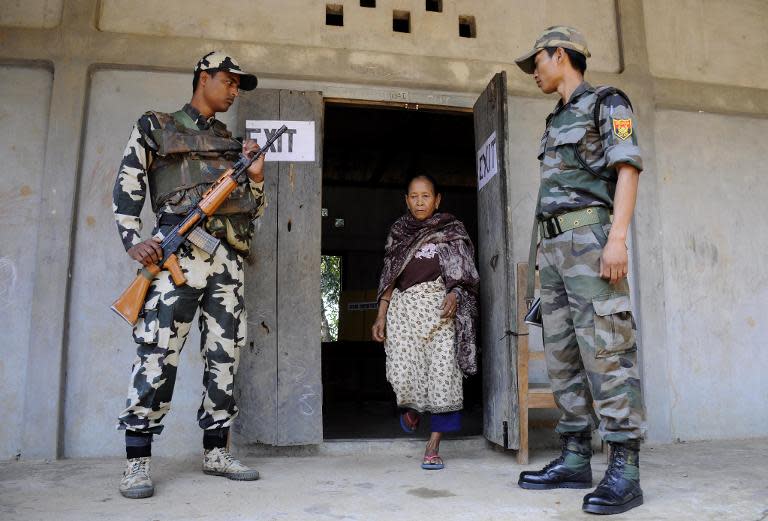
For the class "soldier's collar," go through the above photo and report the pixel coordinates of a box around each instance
[551,81,594,115]
[570,81,594,101]
[182,103,215,130]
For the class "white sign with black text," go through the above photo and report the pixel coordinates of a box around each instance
[245,120,315,162]
[476,131,498,191]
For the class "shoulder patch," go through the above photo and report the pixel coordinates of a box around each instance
[612,117,633,140]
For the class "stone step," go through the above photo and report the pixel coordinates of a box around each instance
[236,435,493,457]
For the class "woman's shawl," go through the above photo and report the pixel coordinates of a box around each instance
[377,212,480,375]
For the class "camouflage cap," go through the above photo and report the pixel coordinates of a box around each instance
[515,26,591,74]
[194,51,258,91]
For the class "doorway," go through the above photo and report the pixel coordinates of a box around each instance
[320,100,482,439]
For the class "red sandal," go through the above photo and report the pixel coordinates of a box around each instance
[421,453,444,470]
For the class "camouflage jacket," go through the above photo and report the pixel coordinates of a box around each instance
[113,103,266,254]
[536,81,643,220]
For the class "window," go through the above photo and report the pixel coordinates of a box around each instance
[393,10,410,33]
[321,255,342,341]
[326,4,344,26]
[360,0,376,7]
[459,15,476,38]
[426,0,442,12]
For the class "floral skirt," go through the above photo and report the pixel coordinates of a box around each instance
[384,278,463,414]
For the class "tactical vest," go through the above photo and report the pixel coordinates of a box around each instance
[147,110,260,217]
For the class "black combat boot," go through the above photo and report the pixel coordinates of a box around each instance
[518,432,593,490]
[582,440,644,515]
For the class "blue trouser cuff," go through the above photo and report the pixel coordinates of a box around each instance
[430,411,462,433]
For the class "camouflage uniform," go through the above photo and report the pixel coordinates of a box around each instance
[515,27,646,514]
[113,102,265,434]
[536,81,646,442]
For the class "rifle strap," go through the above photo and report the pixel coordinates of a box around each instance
[572,86,634,184]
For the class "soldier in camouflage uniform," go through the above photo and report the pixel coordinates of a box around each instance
[514,27,647,515]
[113,51,265,499]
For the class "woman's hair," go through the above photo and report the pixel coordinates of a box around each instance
[405,174,441,196]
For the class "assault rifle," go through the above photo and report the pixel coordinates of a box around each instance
[111,125,288,325]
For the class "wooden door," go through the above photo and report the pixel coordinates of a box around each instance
[234,89,324,445]
[474,72,519,449]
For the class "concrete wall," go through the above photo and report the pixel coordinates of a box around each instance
[1,0,766,459]
[98,0,622,74]
[654,110,768,439]
[644,0,768,90]
[0,66,52,459]
[0,0,63,28]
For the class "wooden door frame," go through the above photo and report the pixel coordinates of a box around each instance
[323,97,472,114]
[235,84,490,446]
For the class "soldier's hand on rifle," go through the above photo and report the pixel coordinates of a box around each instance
[127,238,163,267]
[243,139,266,182]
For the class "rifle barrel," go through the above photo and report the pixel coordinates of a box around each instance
[236,124,288,178]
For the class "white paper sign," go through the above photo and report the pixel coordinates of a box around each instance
[245,120,315,162]
[476,131,498,191]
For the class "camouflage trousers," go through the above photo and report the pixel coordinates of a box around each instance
[117,241,246,435]
[538,222,646,442]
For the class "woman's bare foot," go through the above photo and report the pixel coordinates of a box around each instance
[425,431,442,455]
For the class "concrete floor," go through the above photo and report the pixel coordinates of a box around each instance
[1,438,766,521]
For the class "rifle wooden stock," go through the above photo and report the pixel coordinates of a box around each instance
[165,254,186,285]
[111,264,161,326]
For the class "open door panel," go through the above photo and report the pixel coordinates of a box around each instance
[474,72,519,449]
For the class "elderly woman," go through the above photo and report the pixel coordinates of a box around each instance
[372,174,479,470]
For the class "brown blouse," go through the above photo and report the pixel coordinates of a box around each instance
[396,243,441,291]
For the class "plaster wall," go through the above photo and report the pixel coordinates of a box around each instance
[505,97,555,379]
[644,0,768,90]
[99,0,621,74]
[653,110,768,440]
[0,0,62,28]
[0,66,52,459]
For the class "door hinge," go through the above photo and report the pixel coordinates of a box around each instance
[503,420,509,448]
